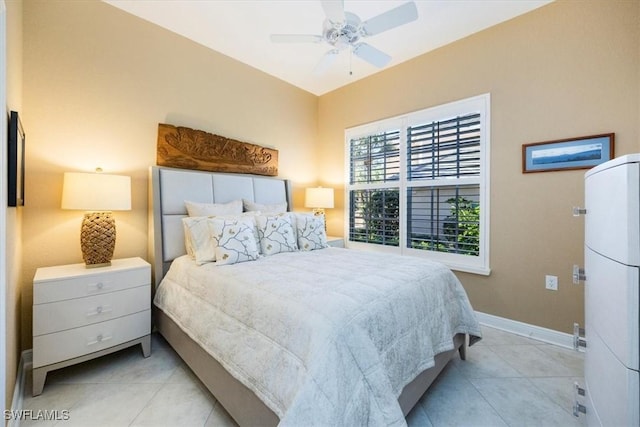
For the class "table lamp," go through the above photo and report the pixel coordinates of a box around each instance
[305,187,334,230]
[61,170,131,268]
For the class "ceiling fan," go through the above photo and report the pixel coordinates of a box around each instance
[270,0,418,75]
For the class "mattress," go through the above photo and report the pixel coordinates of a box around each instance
[154,248,482,426]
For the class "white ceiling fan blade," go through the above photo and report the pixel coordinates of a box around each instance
[353,43,391,68]
[362,1,418,36]
[270,34,323,43]
[321,0,345,23]
[313,49,340,75]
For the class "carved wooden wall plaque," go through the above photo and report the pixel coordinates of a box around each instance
[157,123,278,176]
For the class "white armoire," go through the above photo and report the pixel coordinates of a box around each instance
[581,153,640,426]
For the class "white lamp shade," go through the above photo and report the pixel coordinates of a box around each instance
[62,172,131,211]
[305,187,334,209]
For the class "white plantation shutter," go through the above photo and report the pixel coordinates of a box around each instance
[406,112,482,257]
[407,113,481,180]
[345,95,490,274]
[349,188,400,246]
[349,130,400,184]
[406,185,480,256]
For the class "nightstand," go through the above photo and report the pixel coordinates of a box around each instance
[326,236,345,248]
[32,257,151,396]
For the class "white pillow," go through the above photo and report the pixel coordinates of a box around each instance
[210,219,260,266]
[185,199,242,217]
[256,213,298,256]
[295,213,328,251]
[243,199,287,214]
[182,213,258,264]
[182,216,216,265]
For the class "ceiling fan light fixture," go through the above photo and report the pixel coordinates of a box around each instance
[323,12,361,49]
[270,0,418,74]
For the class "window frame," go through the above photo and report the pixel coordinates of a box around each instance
[344,94,491,275]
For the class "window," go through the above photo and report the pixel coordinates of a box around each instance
[345,94,490,275]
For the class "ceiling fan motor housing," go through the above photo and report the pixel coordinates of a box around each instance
[323,12,362,49]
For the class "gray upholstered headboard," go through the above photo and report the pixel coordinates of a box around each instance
[148,166,292,288]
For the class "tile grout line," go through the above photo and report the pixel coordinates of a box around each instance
[459,362,515,427]
[126,367,179,427]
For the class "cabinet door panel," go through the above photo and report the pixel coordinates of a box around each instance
[585,161,639,266]
[585,247,639,369]
[585,329,639,427]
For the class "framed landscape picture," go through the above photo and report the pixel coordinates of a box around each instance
[522,133,614,173]
[7,110,25,206]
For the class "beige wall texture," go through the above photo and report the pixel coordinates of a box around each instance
[318,0,640,333]
[20,0,318,349]
[5,0,23,410]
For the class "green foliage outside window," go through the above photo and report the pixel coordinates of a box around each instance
[443,197,480,256]
[351,189,400,246]
[410,196,480,256]
[353,192,479,256]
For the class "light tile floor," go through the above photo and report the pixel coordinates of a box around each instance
[20,326,585,426]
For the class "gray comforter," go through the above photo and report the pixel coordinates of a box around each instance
[154,248,482,426]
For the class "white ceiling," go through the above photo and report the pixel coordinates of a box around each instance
[104,0,551,95]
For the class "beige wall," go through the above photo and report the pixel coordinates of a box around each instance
[5,0,22,410]
[318,0,640,333]
[21,0,318,349]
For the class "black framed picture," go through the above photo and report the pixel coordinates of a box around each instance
[8,110,25,206]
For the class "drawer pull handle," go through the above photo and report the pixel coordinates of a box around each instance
[87,334,113,346]
[87,282,112,293]
[86,305,113,317]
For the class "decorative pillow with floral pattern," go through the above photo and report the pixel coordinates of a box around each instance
[256,213,298,256]
[210,218,260,266]
[295,213,328,251]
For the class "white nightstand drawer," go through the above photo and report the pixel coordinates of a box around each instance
[33,285,150,336]
[34,265,150,304]
[33,310,150,368]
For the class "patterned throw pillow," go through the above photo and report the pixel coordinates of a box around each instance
[210,219,260,266]
[256,213,298,256]
[295,213,328,251]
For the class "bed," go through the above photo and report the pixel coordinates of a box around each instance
[148,165,482,426]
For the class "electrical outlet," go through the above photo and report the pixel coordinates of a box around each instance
[545,275,558,291]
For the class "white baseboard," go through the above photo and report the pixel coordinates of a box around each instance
[475,311,575,349]
[7,350,32,427]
